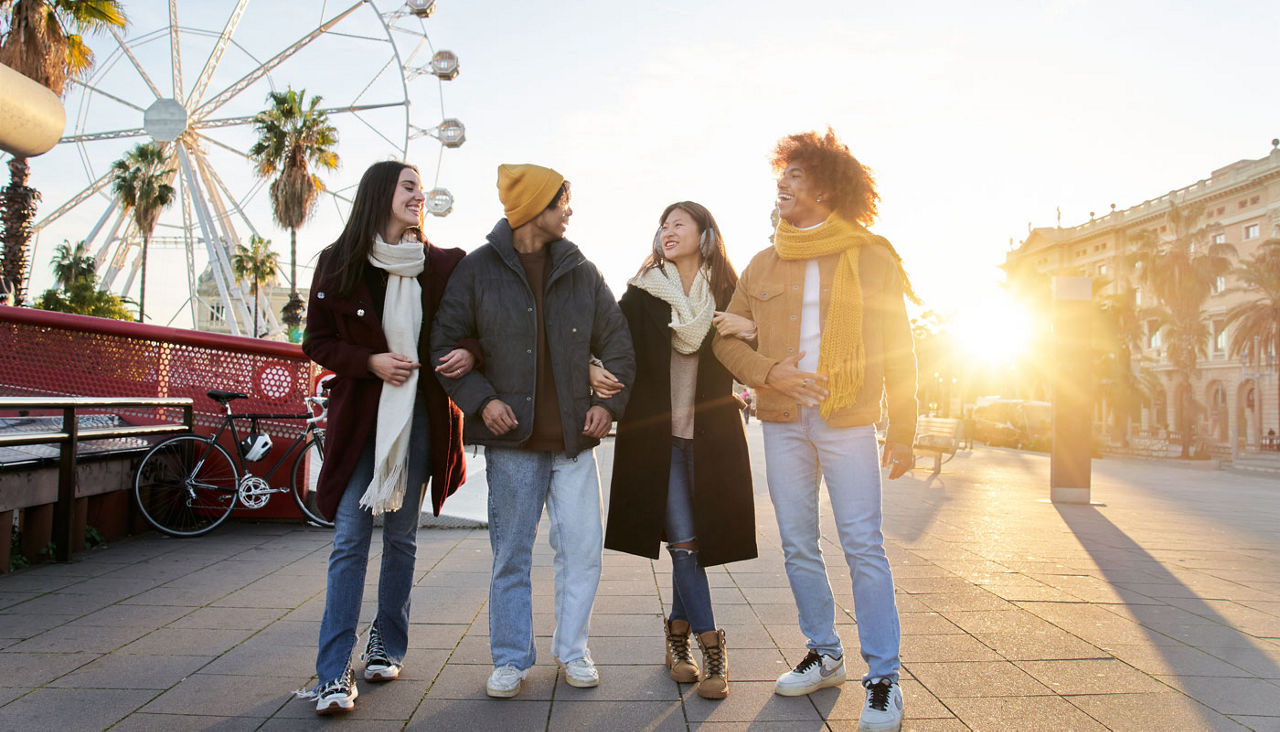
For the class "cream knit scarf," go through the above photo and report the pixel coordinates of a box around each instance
[629,263,715,354]
[773,214,876,420]
[362,234,425,516]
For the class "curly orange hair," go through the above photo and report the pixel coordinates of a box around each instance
[770,127,879,226]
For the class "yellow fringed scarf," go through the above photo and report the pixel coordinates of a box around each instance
[773,214,876,420]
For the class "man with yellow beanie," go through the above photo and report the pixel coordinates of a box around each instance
[713,130,917,732]
[431,164,635,699]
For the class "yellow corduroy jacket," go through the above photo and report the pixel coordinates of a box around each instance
[712,239,919,447]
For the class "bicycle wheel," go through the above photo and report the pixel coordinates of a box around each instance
[135,435,239,537]
[291,434,334,528]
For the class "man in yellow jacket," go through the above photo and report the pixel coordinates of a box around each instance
[713,128,917,732]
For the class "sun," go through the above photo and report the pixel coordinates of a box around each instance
[950,292,1036,367]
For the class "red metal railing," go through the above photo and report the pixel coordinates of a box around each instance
[0,307,318,518]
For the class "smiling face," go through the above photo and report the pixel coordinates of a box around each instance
[532,186,572,241]
[659,207,702,266]
[388,166,425,234]
[776,163,831,228]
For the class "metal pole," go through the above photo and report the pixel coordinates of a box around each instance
[53,406,79,562]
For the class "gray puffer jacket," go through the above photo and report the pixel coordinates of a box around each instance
[429,219,635,457]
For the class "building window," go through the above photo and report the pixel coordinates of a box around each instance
[1098,263,1109,277]
[1211,275,1226,295]
[1245,223,1260,239]
[1240,200,1249,209]
[1213,319,1226,355]
[1147,319,1162,350]
[209,304,225,324]
[1134,289,1142,307]
[1213,232,1226,245]
[1251,196,1260,205]
[1217,206,1225,216]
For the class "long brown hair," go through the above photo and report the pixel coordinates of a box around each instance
[319,160,423,297]
[636,201,738,309]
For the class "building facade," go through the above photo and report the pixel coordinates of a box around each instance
[1003,141,1280,450]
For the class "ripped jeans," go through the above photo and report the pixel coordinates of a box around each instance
[666,437,714,633]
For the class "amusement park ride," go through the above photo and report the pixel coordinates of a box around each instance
[26,0,463,336]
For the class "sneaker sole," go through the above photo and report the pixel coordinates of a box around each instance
[556,660,600,688]
[315,687,358,715]
[364,667,400,682]
[857,719,902,732]
[486,681,522,698]
[774,671,847,697]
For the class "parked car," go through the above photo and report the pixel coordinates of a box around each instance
[971,399,1052,451]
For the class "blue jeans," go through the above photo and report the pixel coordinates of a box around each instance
[763,410,900,682]
[315,397,429,684]
[665,437,714,633]
[485,446,602,670]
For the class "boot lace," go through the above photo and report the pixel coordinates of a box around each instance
[864,678,892,711]
[702,634,727,678]
[668,627,695,665]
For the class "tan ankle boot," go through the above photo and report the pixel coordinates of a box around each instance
[695,629,728,699]
[664,618,699,683]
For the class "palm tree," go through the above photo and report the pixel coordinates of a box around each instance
[1128,200,1236,456]
[0,0,127,301]
[1224,238,1280,439]
[248,87,338,333]
[110,142,175,323]
[231,234,279,337]
[50,238,94,288]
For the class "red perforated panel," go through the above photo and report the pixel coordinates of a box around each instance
[0,308,320,519]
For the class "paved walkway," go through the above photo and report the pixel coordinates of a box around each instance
[2,424,1279,730]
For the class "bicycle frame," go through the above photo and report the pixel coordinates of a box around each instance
[204,397,327,491]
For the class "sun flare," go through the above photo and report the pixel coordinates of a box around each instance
[950,293,1036,367]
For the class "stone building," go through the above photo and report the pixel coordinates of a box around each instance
[1003,141,1280,450]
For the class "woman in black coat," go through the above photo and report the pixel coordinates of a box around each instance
[599,201,756,700]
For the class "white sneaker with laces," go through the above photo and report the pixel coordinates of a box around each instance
[774,650,846,696]
[858,677,904,732]
[312,670,358,715]
[556,653,600,688]
[362,623,401,682]
[486,664,526,698]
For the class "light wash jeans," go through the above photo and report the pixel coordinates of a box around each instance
[763,409,900,682]
[665,437,715,634]
[315,398,429,684]
[485,446,603,670]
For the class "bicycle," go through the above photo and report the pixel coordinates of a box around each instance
[134,388,331,537]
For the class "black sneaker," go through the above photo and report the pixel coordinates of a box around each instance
[314,669,358,715]
[362,623,401,682]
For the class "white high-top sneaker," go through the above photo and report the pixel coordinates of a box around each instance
[859,677,904,732]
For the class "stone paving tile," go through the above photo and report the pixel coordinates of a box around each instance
[248,619,320,648]
[278,675,433,721]
[1066,691,1246,731]
[1229,715,1280,731]
[1194,642,1280,679]
[555,665,680,701]
[424,663,557,701]
[47,652,214,689]
[117,627,256,656]
[0,687,31,705]
[201,640,315,677]
[682,680,823,723]
[0,687,155,729]
[407,622,470,650]
[591,635,665,667]
[900,633,1002,663]
[166,606,287,630]
[0,650,99,686]
[0,611,76,638]
[6,620,152,653]
[548,699,687,731]
[943,694,1106,731]
[114,712,263,730]
[1155,674,1280,716]
[1014,658,1168,695]
[72,602,195,628]
[3,591,116,617]
[407,699,551,731]
[808,678,952,721]
[140,672,302,717]
[906,660,1053,697]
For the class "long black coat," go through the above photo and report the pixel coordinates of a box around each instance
[302,245,472,521]
[604,285,756,567]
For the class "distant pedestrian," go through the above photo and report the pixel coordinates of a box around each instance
[431,164,635,698]
[598,201,757,700]
[741,388,753,423]
[298,161,476,715]
[714,128,918,731]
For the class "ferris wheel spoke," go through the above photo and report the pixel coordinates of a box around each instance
[192,101,406,131]
[186,0,251,109]
[61,128,149,144]
[190,141,263,236]
[348,110,407,155]
[33,171,114,230]
[191,130,253,162]
[169,0,183,99]
[109,28,164,100]
[190,1,365,122]
[76,82,147,113]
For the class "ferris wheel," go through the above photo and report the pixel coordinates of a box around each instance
[29,0,464,336]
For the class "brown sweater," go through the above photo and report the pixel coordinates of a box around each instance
[712,241,918,447]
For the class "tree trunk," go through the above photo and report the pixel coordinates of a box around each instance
[138,234,149,323]
[252,281,259,337]
[0,157,39,303]
[1179,378,1192,458]
[290,226,297,297]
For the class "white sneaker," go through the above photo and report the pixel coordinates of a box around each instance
[312,670,358,715]
[859,677,904,732]
[362,623,401,682]
[486,664,526,698]
[774,650,846,696]
[556,653,600,688]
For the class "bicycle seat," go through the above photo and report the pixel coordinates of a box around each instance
[208,389,249,404]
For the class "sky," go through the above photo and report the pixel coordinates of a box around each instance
[18,0,1280,335]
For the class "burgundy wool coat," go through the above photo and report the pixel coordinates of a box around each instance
[302,244,473,521]
[603,285,757,567]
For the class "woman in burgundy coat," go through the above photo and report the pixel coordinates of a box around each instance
[298,161,475,715]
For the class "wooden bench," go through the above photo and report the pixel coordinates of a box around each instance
[913,417,961,474]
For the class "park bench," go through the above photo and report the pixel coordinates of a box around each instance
[913,416,961,475]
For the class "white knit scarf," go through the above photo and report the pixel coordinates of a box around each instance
[629,264,715,354]
[361,234,425,515]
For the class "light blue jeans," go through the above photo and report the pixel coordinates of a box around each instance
[315,398,429,684]
[763,410,900,683]
[485,446,602,670]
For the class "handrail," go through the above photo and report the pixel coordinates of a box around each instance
[0,396,194,561]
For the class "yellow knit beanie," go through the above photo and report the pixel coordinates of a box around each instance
[496,164,565,229]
